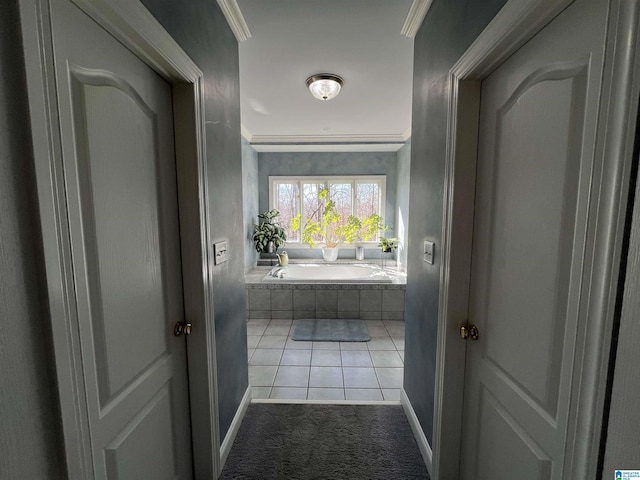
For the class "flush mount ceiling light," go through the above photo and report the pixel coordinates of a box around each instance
[305,74,344,101]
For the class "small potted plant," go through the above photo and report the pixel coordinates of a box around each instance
[340,214,387,260]
[252,209,286,254]
[378,236,398,253]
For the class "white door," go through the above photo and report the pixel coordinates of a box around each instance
[49,0,193,478]
[460,0,608,478]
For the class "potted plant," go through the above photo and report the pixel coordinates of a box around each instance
[291,189,341,261]
[340,213,387,260]
[292,188,389,262]
[252,209,286,254]
[378,236,398,253]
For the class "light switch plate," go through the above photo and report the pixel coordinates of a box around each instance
[214,241,228,265]
[424,240,435,264]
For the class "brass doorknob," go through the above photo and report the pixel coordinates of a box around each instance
[460,325,469,339]
[174,321,193,336]
[460,324,479,340]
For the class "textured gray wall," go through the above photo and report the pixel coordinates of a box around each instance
[405,0,507,444]
[141,0,248,440]
[396,142,411,268]
[0,1,67,477]
[258,151,399,235]
[242,138,259,271]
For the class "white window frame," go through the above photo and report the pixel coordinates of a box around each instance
[269,175,387,247]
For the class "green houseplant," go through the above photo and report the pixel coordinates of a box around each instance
[252,209,286,253]
[291,188,341,249]
[340,213,388,244]
[291,188,389,261]
[378,236,398,253]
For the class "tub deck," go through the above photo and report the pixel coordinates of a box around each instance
[262,263,396,283]
[245,262,406,321]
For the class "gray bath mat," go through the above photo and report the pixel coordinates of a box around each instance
[292,319,370,342]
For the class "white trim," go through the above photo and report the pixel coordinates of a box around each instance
[452,0,573,80]
[401,126,412,142]
[250,133,408,144]
[17,0,220,477]
[252,398,400,406]
[400,0,433,38]
[400,389,433,476]
[220,387,252,469]
[241,123,253,142]
[252,143,404,153]
[434,0,639,478]
[69,0,203,82]
[216,0,252,42]
[566,0,640,476]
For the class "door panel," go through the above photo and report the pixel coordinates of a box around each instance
[460,0,608,478]
[104,385,178,480]
[50,0,192,478]
[483,66,586,417]
[70,68,170,406]
[476,387,552,480]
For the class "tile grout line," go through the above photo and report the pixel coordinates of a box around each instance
[339,340,345,400]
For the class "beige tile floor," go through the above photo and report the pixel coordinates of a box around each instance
[247,318,405,401]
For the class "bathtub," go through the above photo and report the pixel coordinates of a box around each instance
[263,263,393,283]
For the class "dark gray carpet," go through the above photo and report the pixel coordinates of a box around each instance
[219,404,430,479]
[291,319,371,342]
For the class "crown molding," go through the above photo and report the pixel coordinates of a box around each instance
[402,126,412,141]
[216,0,251,42]
[252,143,405,153]
[241,123,253,141]
[401,0,433,38]
[250,133,408,144]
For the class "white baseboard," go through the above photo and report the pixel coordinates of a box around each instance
[401,388,433,477]
[219,386,251,470]
[251,398,400,405]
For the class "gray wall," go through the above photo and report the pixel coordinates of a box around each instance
[258,151,398,235]
[404,0,507,444]
[0,1,67,477]
[396,141,411,268]
[141,0,248,440]
[242,138,259,271]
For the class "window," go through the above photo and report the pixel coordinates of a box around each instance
[270,176,386,245]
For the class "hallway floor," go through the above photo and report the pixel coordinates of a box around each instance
[219,403,429,479]
[248,318,405,401]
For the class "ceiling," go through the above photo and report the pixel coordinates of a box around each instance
[228,0,424,150]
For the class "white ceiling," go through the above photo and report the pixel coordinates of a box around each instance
[234,0,418,149]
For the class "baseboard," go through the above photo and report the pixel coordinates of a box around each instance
[251,398,400,406]
[219,386,251,470]
[401,389,433,477]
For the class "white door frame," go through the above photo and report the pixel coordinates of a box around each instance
[18,0,221,478]
[433,0,640,478]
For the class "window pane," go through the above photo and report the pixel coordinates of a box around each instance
[302,183,325,242]
[356,182,380,220]
[275,182,299,243]
[329,183,353,229]
[269,176,384,244]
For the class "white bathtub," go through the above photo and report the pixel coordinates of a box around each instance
[263,263,393,283]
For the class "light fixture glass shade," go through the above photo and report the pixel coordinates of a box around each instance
[306,74,343,101]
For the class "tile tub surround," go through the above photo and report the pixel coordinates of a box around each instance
[248,317,405,401]
[246,265,406,321]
